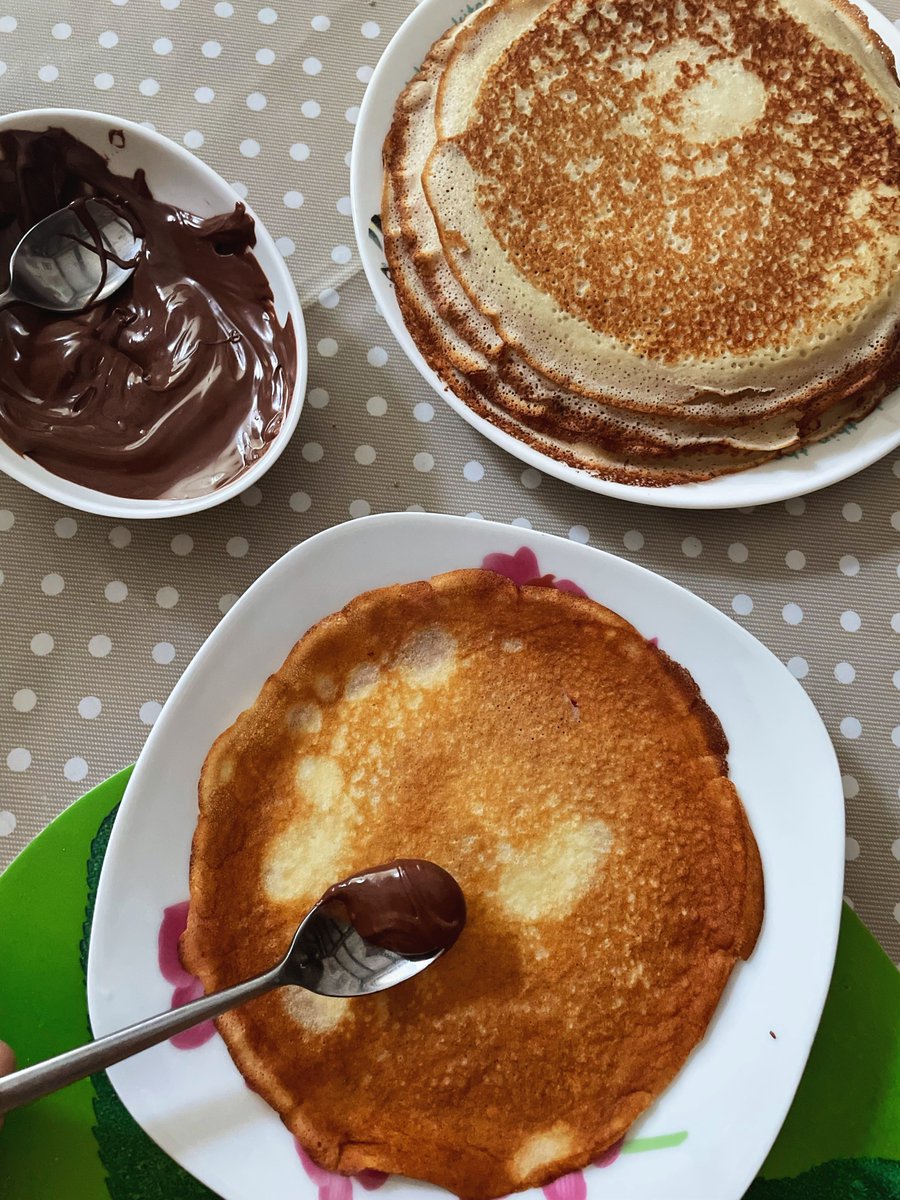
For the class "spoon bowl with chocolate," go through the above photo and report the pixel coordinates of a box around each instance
[0,858,464,1116]
[0,108,306,517]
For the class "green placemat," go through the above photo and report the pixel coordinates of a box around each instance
[0,772,897,1199]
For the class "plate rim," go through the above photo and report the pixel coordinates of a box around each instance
[350,0,900,510]
[87,512,845,1200]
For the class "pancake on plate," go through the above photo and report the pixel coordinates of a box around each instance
[383,0,900,485]
[182,568,763,1199]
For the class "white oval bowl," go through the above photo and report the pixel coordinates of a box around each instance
[351,0,900,509]
[0,108,307,519]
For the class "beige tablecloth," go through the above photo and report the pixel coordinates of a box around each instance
[0,0,898,963]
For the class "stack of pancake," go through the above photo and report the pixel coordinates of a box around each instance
[383,0,900,486]
[183,570,763,1198]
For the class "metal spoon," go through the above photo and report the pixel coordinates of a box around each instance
[0,197,142,313]
[0,859,464,1115]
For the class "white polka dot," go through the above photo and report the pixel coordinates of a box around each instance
[108,525,131,549]
[240,485,262,508]
[140,122,157,133]
[94,72,115,89]
[160,0,180,9]
[98,29,118,47]
[681,536,703,558]
[214,1,232,16]
[732,593,753,616]
[302,442,324,463]
[787,656,808,678]
[366,395,387,417]
[156,586,179,609]
[785,550,805,570]
[892,725,900,748]
[464,460,485,483]
[239,139,264,161]
[414,452,435,473]
[892,613,900,634]
[281,190,304,212]
[568,525,590,544]
[52,22,72,39]
[290,142,310,161]
[331,244,352,265]
[153,36,172,54]
[345,106,360,124]
[303,56,322,75]
[336,195,352,217]
[0,811,16,836]
[275,236,295,257]
[308,387,329,408]
[406,504,425,513]
[840,716,862,739]
[0,16,16,32]
[201,40,221,57]
[30,633,54,657]
[38,64,59,82]
[41,573,64,596]
[834,661,856,684]
[466,511,483,520]
[139,77,160,96]
[414,401,434,423]
[0,509,12,531]
[0,61,5,76]
[784,497,806,515]
[895,901,900,925]
[55,517,77,539]
[317,337,338,358]
[361,20,380,37]
[838,555,860,577]
[893,669,900,690]
[226,536,249,559]
[196,86,215,104]
[892,837,900,860]
[842,774,859,799]
[7,748,31,772]
[257,6,277,23]
[152,642,175,665]
[255,47,275,66]
[845,836,860,861]
[367,346,388,366]
[782,603,804,625]
[840,610,861,632]
[104,580,127,603]
[88,634,112,658]
[511,517,533,529]
[301,99,321,118]
[622,530,644,552]
[78,696,102,719]
[842,502,863,522]
[357,65,373,83]
[311,14,330,31]
[318,288,339,310]
[246,90,267,110]
[521,467,542,489]
[355,444,376,466]
[344,150,352,168]
[349,499,371,518]
[139,701,163,726]
[12,689,36,713]
[289,491,311,513]
[64,757,89,782]
[891,511,900,532]
[218,593,238,614]
[184,130,204,149]
[728,542,748,563]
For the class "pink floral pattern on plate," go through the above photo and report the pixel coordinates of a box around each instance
[296,1142,388,1199]
[482,547,588,597]
[157,900,217,1049]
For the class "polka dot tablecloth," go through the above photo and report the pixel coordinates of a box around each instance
[0,0,899,965]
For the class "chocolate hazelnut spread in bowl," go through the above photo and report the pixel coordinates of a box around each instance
[0,108,306,517]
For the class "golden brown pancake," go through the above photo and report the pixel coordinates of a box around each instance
[182,569,763,1198]
[382,0,900,484]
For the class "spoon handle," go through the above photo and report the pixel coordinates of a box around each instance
[0,965,283,1115]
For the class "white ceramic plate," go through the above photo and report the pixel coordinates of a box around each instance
[350,0,900,510]
[88,513,843,1200]
[0,108,307,519]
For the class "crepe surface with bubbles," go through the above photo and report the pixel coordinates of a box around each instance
[382,0,900,485]
[182,569,764,1199]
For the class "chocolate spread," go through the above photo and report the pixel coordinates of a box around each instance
[320,859,467,957]
[0,127,296,499]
